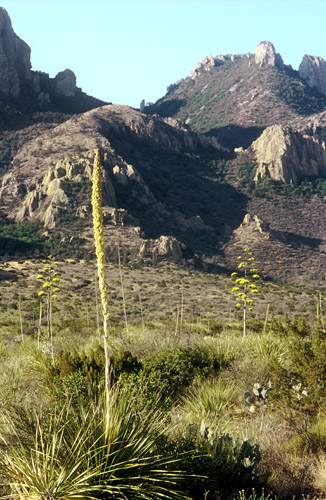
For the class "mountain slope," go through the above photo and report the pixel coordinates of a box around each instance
[146,43,326,149]
[2,15,326,287]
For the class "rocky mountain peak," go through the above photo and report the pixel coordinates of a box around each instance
[299,54,326,96]
[254,41,284,69]
[0,6,35,96]
[0,8,107,116]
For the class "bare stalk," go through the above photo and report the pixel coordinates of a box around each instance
[49,295,54,365]
[319,293,324,328]
[263,303,270,335]
[117,244,129,336]
[38,301,42,349]
[175,305,180,336]
[18,295,24,341]
[138,290,145,335]
[179,284,184,336]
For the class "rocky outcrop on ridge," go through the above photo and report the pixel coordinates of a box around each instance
[139,235,184,260]
[53,69,77,97]
[299,55,326,96]
[254,41,284,69]
[0,7,104,118]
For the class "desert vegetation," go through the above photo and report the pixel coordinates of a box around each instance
[0,153,326,499]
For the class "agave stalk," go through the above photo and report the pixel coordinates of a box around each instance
[92,149,111,405]
[117,244,129,336]
[36,255,60,364]
[18,295,24,341]
[231,247,260,337]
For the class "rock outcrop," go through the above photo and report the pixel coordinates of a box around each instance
[0,7,104,115]
[190,55,216,79]
[139,235,184,260]
[4,154,117,228]
[54,69,77,97]
[254,41,284,69]
[0,7,35,96]
[252,124,326,185]
[299,55,326,96]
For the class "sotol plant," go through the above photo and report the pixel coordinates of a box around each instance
[231,248,260,337]
[92,149,111,405]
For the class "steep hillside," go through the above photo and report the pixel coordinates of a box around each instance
[146,42,326,149]
[2,12,326,288]
[0,104,239,260]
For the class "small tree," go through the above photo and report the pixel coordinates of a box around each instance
[231,247,260,337]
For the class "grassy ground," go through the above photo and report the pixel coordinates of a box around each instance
[1,254,326,498]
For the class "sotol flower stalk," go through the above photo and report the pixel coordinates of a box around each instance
[92,149,111,405]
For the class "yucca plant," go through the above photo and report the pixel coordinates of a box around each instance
[0,382,193,500]
[180,377,234,433]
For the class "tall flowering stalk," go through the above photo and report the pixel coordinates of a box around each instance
[92,149,111,405]
[36,255,61,364]
[231,247,260,337]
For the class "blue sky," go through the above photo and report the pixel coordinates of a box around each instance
[1,0,326,108]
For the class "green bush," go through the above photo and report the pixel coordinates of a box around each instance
[237,162,256,189]
[159,424,262,499]
[34,346,141,390]
[269,326,326,412]
[141,345,223,399]
[269,314,311,338]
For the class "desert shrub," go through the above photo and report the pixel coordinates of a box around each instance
[207,320,223,335]
[0,220,45,253]
[32,345,141,389]
[269,314,311,338]
[179,377,234,433]
[141,344,223,399]
[160,424,263,499]
[269,326,326,413]
[285,411,326,455]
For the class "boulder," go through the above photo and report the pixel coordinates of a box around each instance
[139,235,184,260]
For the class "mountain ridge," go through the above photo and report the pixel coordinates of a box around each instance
[1,11,326,286]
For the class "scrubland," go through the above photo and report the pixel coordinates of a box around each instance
[0,252,326,499]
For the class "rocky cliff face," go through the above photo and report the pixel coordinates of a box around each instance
[299,55,326,96]
[0,7,102,118]
[0,7,36,96]
[251,118,326,185]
